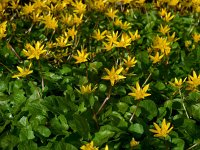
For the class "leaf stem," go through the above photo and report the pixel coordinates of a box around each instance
[85,62,89,81]
[187,140,200,150]
[129,101,140,123]
[38,60,44,92]
[142,72,152,87]
[7,43,22,62]
[178,88,189,119]
[96,86,112,116]
[0,62,13,73]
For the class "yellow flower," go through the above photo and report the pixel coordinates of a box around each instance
[114,33,131,48]
[169,77,187,89]
[159,8,167,17]
[129,30,141,41]
[92,29,107,41]
[149,118,173,138]
[192,33,200,43]
[21,2,35,15]
[105,145,109,150]
[9,0,20,10]
[0,21,7,39]
[120,21,131,30]
[158,24,170,35]
[168,0,179,6]
[55,35,71,47]
[73,49,89,64]
[185,40,192,48]
[73,13,83,26]
[163,12,174,22]
[91,0,107,11]
[167,32,179,43]
[42,14,58,30]
[33,0,47,9]
[53,1,68,11]
[121,0,133,4]
[128,82,151,100]
[149,52,164,64]
[152,36,171,55]
[31,12,42,22]
[77,84,97,94]
[114,18,123,27]
[80,141,99,150]
[61,13,73,26]
[130,138,139,147]
[72,1,86,14]
[67,26,77,40]
[136,0,146,5]
[123,56,137,68]
[23,41,46,60]
[106,31,119,44]
[105,8,118,19]
[12,63,33,78]
[186,71,200,90]
[103,41,115,51]
[102,66,126,86]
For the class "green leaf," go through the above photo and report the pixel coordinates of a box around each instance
[44,72,62,81]
[37,126,51,137]
[110,111,128,128]
[171,138,185,150]
[188,92,200,102]
[79,76,88,85]
[128,123,144,138]
[99,84,107,93]
[172,99,182,110]
[0,81,7,92]
[89,61,103,72]
[89,95,97,108]
[43,96,69,114]
[93,130,115,147]
[139,100,157,120]
[129,123,143,135]
[115,86,126,95]
[78,101,87,113]
[154,81,166,90]
[58,114,69,130]
[138,51,149,65]
[25,100,48,116]
[116,102,129,114]
[60,65,72,75]
[0,134,19,149]
[18,141,37,150]
[19,116,28,126]
[69,114,90,139]
[158,107,167,119]
[190,103,200,121]
[50,114,69,135]
[19,125,35,141]
[52,142,78,150]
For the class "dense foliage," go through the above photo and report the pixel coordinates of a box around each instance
[0,0,200,149]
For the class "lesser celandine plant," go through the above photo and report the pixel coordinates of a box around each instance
[0,0,200,149]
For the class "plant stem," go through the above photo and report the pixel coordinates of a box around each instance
[164,137,169,150]
[142,72,152,87]
[129,101,140,123]
[7,43,22,62]
[38,60,44,92]
[85,62,88,81]
[178,88,189,119]
[187,140,200,150]
[96,86,112,116]
[0,62,13,73]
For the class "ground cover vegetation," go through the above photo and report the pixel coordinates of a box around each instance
[0,0,200,149]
